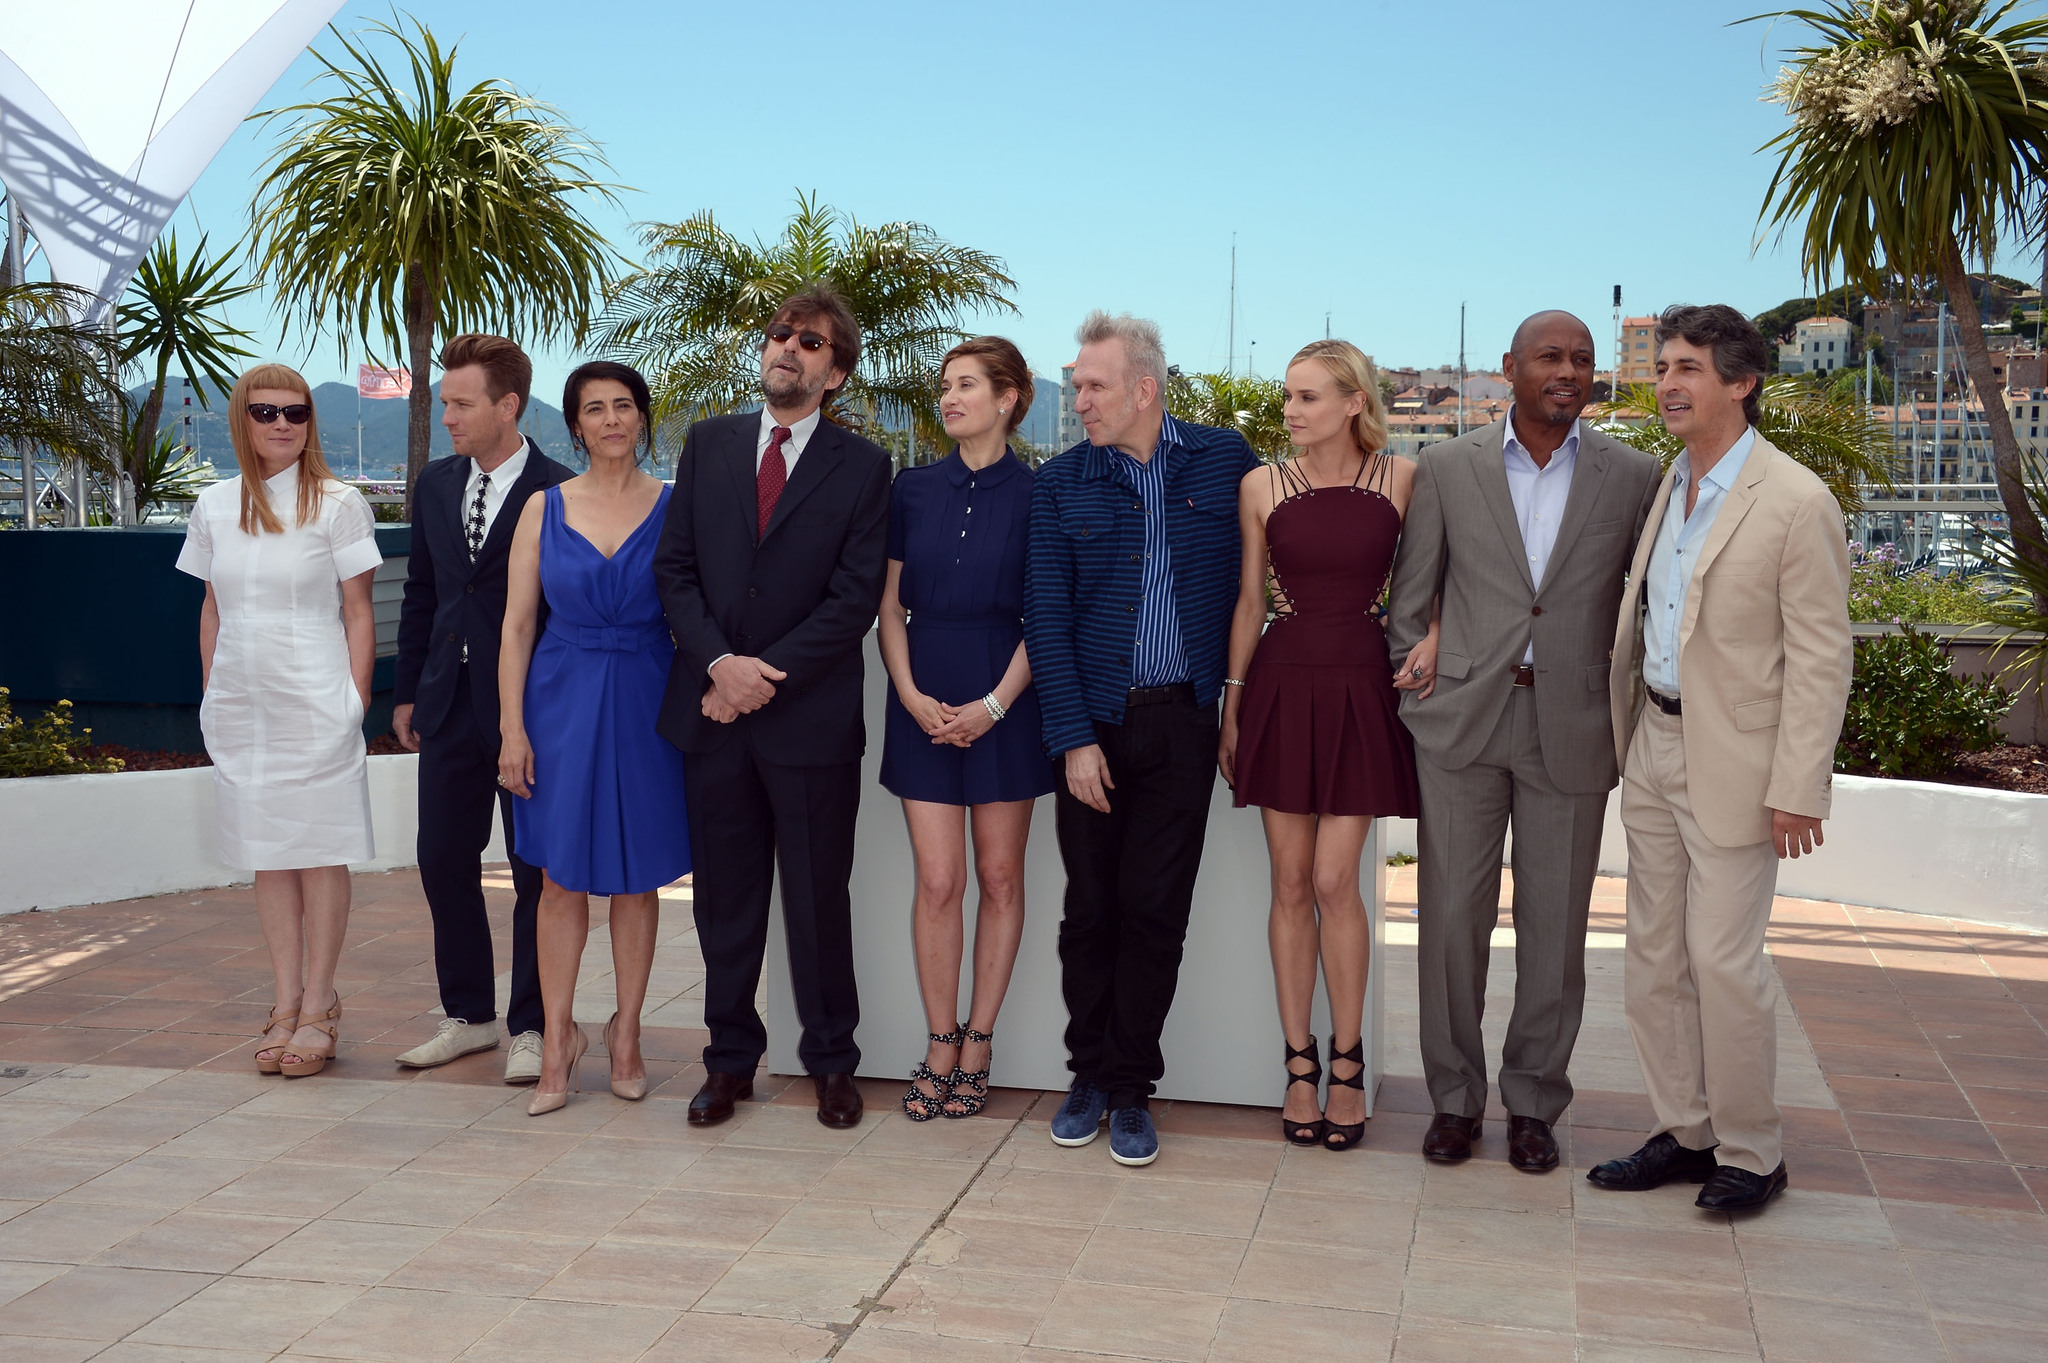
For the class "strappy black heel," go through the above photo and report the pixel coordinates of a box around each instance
[1281,1036,1326,1145]
[943,1027,994,1118]
[1324,1037,1367,1151]
[902,1027,961,1123]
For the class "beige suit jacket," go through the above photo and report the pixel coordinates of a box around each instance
[1608,433,1853,847]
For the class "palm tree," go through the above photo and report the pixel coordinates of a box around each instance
[117,231,255,490]
[248,16,620,510]
[1593,378,1897,513]
[594,193,1016,445]
[1164,371,1291,460]
[1755,0,2048,605]
[1,281,126,515]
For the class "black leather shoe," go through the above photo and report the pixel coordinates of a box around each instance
[1422,1112,1481,1162]
[1696,1161,1787,1211]
[687,1070,754,1126]
[1585,1132,1717,1191]
[814,1071,865,1129]
[1507,1116,1558,1172]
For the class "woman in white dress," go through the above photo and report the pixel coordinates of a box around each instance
[176,364,382,1078]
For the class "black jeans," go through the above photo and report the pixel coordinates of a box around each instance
[1053,689,1219,1110]
[415,668,543,1036]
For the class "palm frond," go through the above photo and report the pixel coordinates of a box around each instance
[1592,377,1896,512]
[0,281,126,480]
[595,192,1017,446]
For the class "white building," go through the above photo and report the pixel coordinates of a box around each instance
[1780,315,1853,374]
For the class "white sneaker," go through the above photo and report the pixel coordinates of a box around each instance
[393,1018,500,1069]
[504,1031,544,1084]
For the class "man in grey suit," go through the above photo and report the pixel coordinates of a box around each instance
[1387,311,1661,1171]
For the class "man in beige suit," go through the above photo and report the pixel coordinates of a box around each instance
[1388,312,1660,1171]
[1591,304,1851,1212]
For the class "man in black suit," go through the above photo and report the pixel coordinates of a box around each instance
[654,285,891,1129]
[392,334,574,1083]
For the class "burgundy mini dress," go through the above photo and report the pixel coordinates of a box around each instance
[1232,456,1421,818]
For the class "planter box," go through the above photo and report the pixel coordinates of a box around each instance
[1383,772,2048,933]
[0,754,501,915]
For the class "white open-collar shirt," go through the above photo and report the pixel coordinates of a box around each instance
[1502,408,1581,665]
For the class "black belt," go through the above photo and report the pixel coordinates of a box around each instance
[1646,686,1682,716]
[1126,683,1196,708]
[1511,665,1536,688]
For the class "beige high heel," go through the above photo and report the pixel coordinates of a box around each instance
[604,1013,647,1101]
[254,1004,298,1074]
[279,996,340,1078]
[528,1024,589,1115]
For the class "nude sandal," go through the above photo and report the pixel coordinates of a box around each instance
[254,1004,298,1074]
[279,995,341,1077]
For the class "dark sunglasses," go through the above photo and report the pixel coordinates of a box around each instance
[247,403,312,426]
[763,322,832,353]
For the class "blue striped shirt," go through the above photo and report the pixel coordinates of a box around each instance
[1024,412,1260,756]
[1122,441,1189,686]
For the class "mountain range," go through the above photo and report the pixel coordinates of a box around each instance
[141,372,1064,480]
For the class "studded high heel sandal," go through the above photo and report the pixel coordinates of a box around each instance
[943,1027,995,1119]
[1323,1038,1367,1151]
[1281,1036,1326,1146]
[901,1027,962,1122]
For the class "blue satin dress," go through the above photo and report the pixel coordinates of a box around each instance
[512,483,691,894]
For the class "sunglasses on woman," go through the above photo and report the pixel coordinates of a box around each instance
[763,322,832,353]
[247,403,313,426]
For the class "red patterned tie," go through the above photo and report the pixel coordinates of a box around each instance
[757,425,790,540]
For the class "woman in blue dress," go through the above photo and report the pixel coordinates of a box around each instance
[879,336,1057,1121]
[498,360,690,1116]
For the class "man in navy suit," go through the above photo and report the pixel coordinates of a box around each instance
[392,334,574,1082]
[653,285,891,1129]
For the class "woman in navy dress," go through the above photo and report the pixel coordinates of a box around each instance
[879,336,1056,1122]
[499,360,690,1116]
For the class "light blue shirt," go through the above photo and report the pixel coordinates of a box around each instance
[1642,427,1755,696]
[1503,409,1580,664]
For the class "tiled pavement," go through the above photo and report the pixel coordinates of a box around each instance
[3,867,2048,1361]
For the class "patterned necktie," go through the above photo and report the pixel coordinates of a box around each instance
[757,426,791,540]
[467,472,490,561]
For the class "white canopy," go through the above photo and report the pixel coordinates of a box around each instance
[0,0,344,320]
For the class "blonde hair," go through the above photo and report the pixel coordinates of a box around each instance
[1287,339,1388,456]
[227,363,337,534]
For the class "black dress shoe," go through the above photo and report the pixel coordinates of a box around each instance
[687,1070,753,1126]
[1696,1161,1788,1211]
[1585,1132,1717,1191]
[814,1071,864,1129]
[1507,1116,1558,1172]
[1422,1112,1481,1162]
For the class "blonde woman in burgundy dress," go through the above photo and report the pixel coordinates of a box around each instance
[1220,339,1422,1151]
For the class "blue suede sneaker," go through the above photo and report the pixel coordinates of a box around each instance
[1049,1081,1108,1147]
[1108,1106,1159,1166]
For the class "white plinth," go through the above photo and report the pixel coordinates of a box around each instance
[766,635,1385,1111]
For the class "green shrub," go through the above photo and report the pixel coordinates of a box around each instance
[1836,629,2011,779]
[0,688,124,778]
[1849,544,1998,625]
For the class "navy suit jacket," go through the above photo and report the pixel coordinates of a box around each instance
[393,439,576,740]
[652,411,891,766]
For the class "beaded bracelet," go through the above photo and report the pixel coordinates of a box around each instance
[981,693,1007,723]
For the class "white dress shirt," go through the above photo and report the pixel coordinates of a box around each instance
[461,437,532,543]
[707,407,827,677]
[1502,409,1580,665]
[756,405,822,475]
[1642,426,1756,696]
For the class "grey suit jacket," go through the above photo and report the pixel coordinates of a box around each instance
[1387,417,1661,793]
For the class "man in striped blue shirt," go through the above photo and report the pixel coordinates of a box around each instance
[1024,312,1260,1166]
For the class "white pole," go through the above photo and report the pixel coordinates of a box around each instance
[1457,302,1467,437]
[6,199,33,530]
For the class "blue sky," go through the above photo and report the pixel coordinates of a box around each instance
[159,1,1942,406]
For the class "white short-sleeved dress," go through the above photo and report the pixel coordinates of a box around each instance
[176,464,385,870]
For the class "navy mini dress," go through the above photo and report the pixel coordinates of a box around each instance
[880,448,1057,806]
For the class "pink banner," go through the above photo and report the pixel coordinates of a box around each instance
[356,364,412,399]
